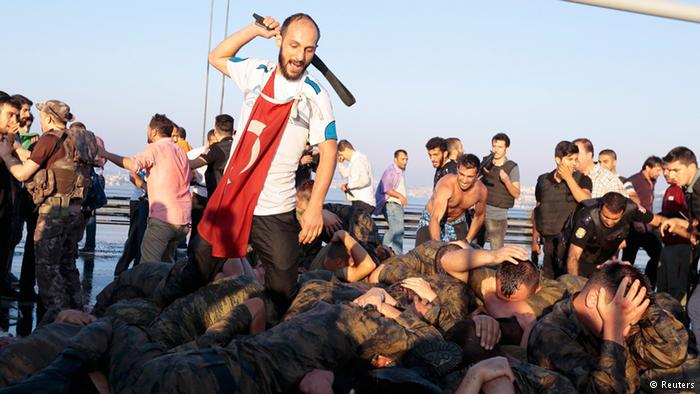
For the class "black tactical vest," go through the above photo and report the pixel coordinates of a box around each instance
[535,172,585,236]
[481,159,517,209]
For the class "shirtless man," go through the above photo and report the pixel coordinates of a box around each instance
[416,154,487,246]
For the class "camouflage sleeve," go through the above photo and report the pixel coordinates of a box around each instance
[377,260,420,284]
[374,309,443,358]
[528,323,627,393]
[525,278,566,318]
[511,361,577,394]
[627,303,688,369]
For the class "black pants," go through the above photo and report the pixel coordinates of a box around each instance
[188,193,208,255]
[622,227,662,287]
[114,198,148,276]
[351,200,375,216]
[0,213,12,293]
[156,210,301,314]
[541,235,566,279]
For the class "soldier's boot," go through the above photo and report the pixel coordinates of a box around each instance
[400,341,464,378]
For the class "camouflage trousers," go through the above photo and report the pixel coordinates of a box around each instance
[34,203,84,311]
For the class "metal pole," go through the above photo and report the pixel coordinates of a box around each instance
[562,0,700,24]
[202,0,215,145]
[219,0,231,114]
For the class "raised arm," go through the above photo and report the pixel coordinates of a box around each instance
[208,16,280,77]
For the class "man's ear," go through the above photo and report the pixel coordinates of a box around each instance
[275,35,282,48]
[585,289,598,309]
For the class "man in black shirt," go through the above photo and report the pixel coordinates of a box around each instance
[189,114,235,197]
[565,191,664,277]
[532,141,592,278]
[0,96,21,297]
[426,137,457,188]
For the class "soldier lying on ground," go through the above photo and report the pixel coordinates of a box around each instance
[1,282,443,394]
[369,241,528,285]
[467,260,568,347]
[305,229,378,282]
[528,262,689,393]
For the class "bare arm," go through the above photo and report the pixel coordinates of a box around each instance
[130,172,146,191]
[563,176,592,202]
[299,139,337,244]
[504,179,521,199]
[189,156,207,170]
[465,188,487,242]
[100,150,138,173]
[339,231,376,282]
[208,18,280,77]
[567,244,583,276]
[427,182,451,241]
[1,154,40,182]
[441,246,528,274]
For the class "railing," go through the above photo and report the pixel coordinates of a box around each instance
[96,197,534,245]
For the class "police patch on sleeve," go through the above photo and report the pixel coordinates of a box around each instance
[575,227,587,239]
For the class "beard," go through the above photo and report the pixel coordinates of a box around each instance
[278,51,310,81]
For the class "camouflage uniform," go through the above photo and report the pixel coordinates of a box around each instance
[441,360,576,393]
[34,202,85,312]
[376,240,447,284]
[467,267,569,317]
[7,299,441,394]
[528,297,689,393]
[148,275,264,349]
[92,262,175,316]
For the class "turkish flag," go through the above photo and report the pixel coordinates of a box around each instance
[199,71,295,258]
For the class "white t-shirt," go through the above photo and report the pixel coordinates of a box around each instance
[187,146,208,198]
[226,57,336,215]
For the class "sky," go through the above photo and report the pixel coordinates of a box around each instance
[2,0,699,189]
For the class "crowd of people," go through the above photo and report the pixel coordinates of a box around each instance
[0,12,699,394]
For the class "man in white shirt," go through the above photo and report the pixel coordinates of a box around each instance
[155,13,337,313]
[186,129,217,252]
[573,138,628,199]
[337,139,375,214]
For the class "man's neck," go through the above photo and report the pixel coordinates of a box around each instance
[581,161,595,175]
[493,156,506,166]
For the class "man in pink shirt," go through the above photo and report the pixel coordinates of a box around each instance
[99,114,191,263]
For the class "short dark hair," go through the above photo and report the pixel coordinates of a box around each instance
[394,149,407,158]
[11,94,32,108]
[457,153,480,170]
[0,96,21,112]
[337,139,354,152]
[206,129,216,141]
[281,13,321,43]
[554,140,579,159]
[642,156,662,171]
[599,149,617,160]
[174,126,187,139]
[69,122,87,130]
[149,114,174,137]
[491,133,510,148]
[425,137,447,152]
[585,263,653,304]
[573,138,594,156]
[296,180,314,204]
[663,146,697,167]
[326,242,349,264]
[435,243,463,273]
[215,114,234,134]
[601,192,627,214]
[0,91,8,99]
[496,259,539,297]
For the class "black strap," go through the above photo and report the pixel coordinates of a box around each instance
[42,131,69,168]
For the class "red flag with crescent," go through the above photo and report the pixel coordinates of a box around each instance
[199,71,295,258]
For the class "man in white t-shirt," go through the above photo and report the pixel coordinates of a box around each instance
[336,139,375,213]
[156,14,337,313]
[186,129,216,252]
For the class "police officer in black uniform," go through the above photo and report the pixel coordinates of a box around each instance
[564,191,664,278]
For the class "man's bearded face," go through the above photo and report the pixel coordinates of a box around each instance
[277,20,318,81]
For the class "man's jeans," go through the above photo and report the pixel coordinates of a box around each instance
[140,218,189,263]
[485,218,508,249]
[382,202,404,254]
